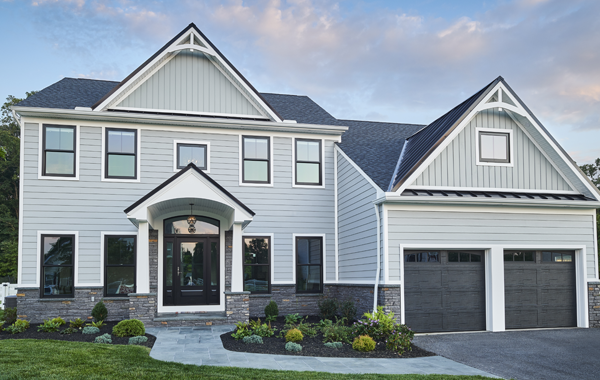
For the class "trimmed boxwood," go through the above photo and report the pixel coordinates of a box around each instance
[112,319,145,337]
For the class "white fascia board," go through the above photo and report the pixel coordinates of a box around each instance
[13,107,347,136]
[335,145,385,197]
[406,186,579,195]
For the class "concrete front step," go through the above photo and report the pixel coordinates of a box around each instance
[154,312,228,322]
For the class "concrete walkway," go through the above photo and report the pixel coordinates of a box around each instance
[147,325,497,376]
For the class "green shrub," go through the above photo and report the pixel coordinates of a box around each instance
[60,327,78,334]
[5,319,30,334]
[88,320,105,328]
[242,335,263,344]
[38,319,61,333]
[324,342,343,349]
[0,321,4,332]
[285,342,302,352]
[353,306,396,341]
[51,317,66,326]
[249,319,275,338]
[231,322,251,340]
[385,324,415,355]
[318,298,338,320]
[82,326,100,335]
[322,318,351,343]
[69,318,85,329]
[352,335,376,352]
[284,313,301,324]
[264,301,279,320]
[285,328,303,343]
[296,320,318,338]
[339,300,357,323]
[112,319,145,337]
[128,336,149,345]
[94,333,112,344]
[91,300,108,322]
[4,307,17,326]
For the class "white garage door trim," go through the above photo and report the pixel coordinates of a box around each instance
[399,244,588,332]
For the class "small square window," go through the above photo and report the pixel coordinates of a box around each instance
[479,132,510,163]
[177,143,207,170]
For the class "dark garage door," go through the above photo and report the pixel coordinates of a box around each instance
[404,250,486,333]
[504,250,577,329]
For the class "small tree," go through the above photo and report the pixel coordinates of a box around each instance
[264,300,279,320]
[91,300,108,322]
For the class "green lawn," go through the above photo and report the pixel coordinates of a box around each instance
[0,340,493,380]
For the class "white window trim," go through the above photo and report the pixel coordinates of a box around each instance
[37,230,79,289]
[292,233,326,289]
[239,134,274,187]
[242,233,275,290]
[101,126,141,182]
[173,139,211,173]
[475,127,514,167]
[37,123,80,180]
[99,231,138,289]
[292,137,326,189]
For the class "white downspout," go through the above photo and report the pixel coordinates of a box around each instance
[373,203,381,313]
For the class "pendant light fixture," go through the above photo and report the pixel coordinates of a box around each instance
[187,203,197,233]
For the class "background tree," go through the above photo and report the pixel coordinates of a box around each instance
[580,159,600,275]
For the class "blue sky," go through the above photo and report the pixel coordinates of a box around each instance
[2,0,600,164]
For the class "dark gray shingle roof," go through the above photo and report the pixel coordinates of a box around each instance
[17,78,119,109]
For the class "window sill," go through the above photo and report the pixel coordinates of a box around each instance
[102,297,130,301]
[40,297,74,302]
[295,293,323,297]
[249,294,272,298]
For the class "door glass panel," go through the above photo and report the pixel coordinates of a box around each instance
[562,253,572,262]
[448,252,459,262]
[211,242,218,286]
[542,252,552,262]
[471,254,482,262]
[180,242,203,287]
[552,252,562,262]
[513,251,524,261]
[165,242,173,287]
[524,251,535,262]
[460,252,470,262]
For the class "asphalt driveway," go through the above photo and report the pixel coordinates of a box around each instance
[413,328,600,380]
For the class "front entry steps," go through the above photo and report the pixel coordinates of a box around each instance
[153,312,228,327]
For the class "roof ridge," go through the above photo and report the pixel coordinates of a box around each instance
[260,92,308,97]
[338,118,426,126]
[70,77,121,83]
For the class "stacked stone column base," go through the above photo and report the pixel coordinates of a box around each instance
[225,291,250,324]
[589,282,600,327]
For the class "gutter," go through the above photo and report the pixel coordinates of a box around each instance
[11,106,348,136]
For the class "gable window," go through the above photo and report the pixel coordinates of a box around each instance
[41,235,74,298]
[243,236,270,294]
[177,143,207,170]
[479,131,510,163]
[295,139,322,185]
[42,125,76,177]
[104,235,136,297]
[242,136,270,183]
[296,237,322,293]
[106,128,137,179]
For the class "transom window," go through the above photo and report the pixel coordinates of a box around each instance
[105,235,136,297]
[448,251,482,263]
[177,143,207,170]
[479,131,510,163]
[405,251,439,262]
[164,216,219,235]
[242,136,270,183]
[542,251,573,263]
[42,125,76,177]
[243,236,270,294]
[295,139,322,185]
[106,128,137,179]
[41,235,74,298]
[504,250,535,262]
[296,237,322,293]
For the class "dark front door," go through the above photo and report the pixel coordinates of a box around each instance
[164,236,219,306]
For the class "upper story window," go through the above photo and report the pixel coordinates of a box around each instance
[177,143,207,170]
[42,125,76,177]
[41,234,74,298]
[295,138,322,186]
[242,136,270,184]
[106,128,137,179]
[477,129,512,166]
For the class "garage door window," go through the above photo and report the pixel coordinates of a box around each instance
[504,250,535,262]
[404,251,439,262]
[448,251,482,262]
[542,251,573,263]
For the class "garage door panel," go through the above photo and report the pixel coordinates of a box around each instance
[444,290,484,309]
[505,288,538,307]
[407,312,444,333]
[539,267,575,287]
[504,267,537,286]
[444,312,486,331]
[539,308,577,327]
[404,291,443,311]
[505,308,539,328]
[540,289,576,307]
[405,268,443,288]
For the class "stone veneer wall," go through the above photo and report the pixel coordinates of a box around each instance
[16,287,129,323]
[149,230,158,292]
[225,231,232,292]
[225,291,250,323]
[589,282,600,327]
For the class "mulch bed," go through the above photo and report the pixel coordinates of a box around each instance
[221,316,435,359]
[0,321,156,349]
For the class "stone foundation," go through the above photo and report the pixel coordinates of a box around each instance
[15,287,129,323]
[225,291,250,323]
[128,293,157,325]
[589,282,600,327]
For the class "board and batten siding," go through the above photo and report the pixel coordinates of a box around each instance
[20,122,336,285]
[386,209,596,281]
[116,51,262,117]
[413,109,573,191]
[336,152,379,282]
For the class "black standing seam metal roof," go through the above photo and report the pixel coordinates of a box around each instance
[401,189,596,202]
[124,162,255,216]
[390,76,502,191]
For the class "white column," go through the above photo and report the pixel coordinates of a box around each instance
[231,222,243,292]
[486,246,505,332]
[137,220,150,294]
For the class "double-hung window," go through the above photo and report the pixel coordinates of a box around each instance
[295,139,322,185]
[242,136,270,183]
[296,237,322,293]
[104,235,136,296]
[41,235,74,298]
[177,143,207,170]
[106,128,137,179]
[42,125,76,177]
[243,236,270,293]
